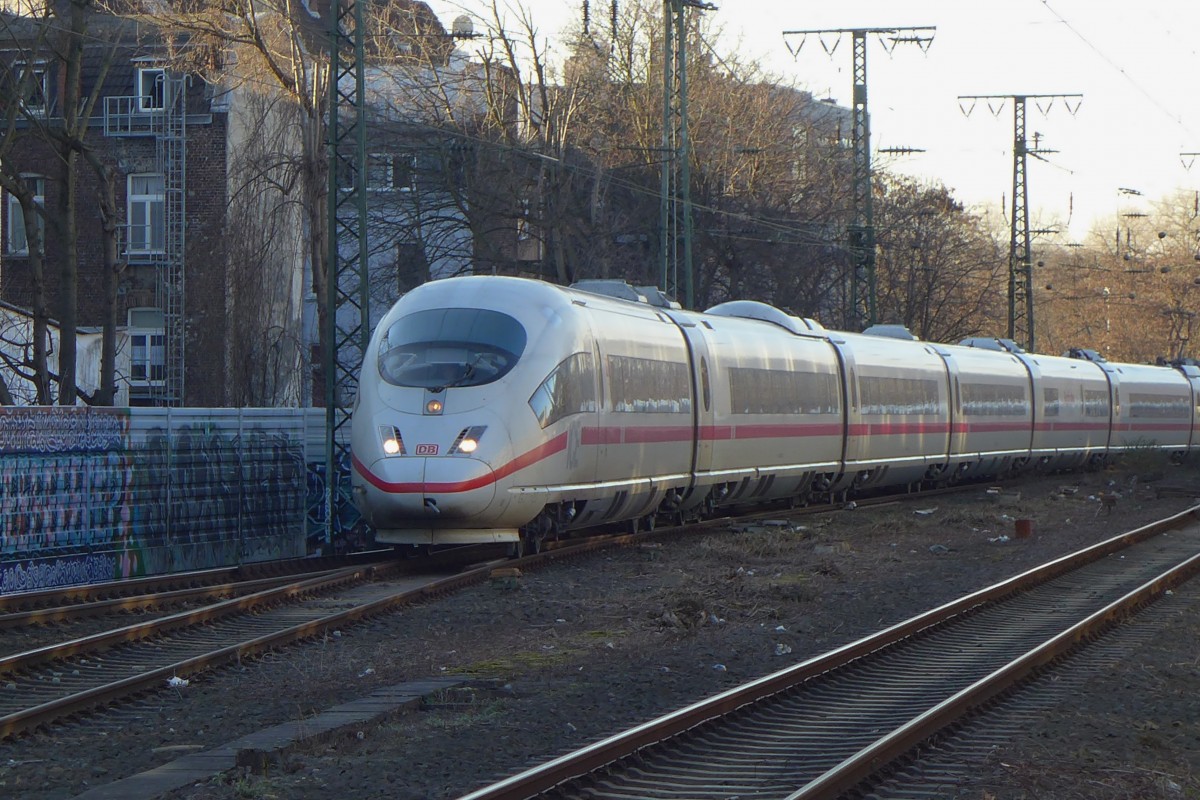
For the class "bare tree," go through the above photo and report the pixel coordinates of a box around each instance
[0,11,55,402]
[0,4,127,405]
[872,175,1008,343]
[1040,191,1200,364]
[146,0,334,404]
[220,87,308,405]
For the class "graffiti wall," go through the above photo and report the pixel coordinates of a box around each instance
[0,407,351,593]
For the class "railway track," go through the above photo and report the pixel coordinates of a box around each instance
[0,551,397,618]
[0,482,1027,744]
[0,520,685,740]
[458,506,1200,800]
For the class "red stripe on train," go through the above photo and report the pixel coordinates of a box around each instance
[354,432,568,494]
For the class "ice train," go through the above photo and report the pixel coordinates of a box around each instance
[350,275,1200,552]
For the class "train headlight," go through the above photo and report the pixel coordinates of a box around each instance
[425,398,444,415]
[450,425,487,455]
[378,425,406,456]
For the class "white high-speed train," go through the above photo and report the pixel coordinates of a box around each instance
[350,275,1200,552]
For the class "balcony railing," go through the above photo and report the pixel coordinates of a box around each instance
[104,95,166,137]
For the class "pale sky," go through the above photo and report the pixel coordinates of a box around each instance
[423,1,1200,242]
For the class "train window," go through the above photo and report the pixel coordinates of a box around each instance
[1043,388,1060,417]
[729,367,839,415]
[1128,393,1191,418]
[377,308,526,389]
[1083,389,1110,417]
[859,376,940,416]
[528,353,597,428]
[606,355,691,413]
[960,383,1028,416]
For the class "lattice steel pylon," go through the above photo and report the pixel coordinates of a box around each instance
[660,0,713,309]
[1009,97,1033,350]
[958,93,1081,352]
[325,0,370,548]
[847,30,874,332]
[783,26,934,331]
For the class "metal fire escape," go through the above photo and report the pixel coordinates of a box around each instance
[104,72,188,405]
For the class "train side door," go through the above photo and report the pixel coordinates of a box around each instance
[827,337,857,472]
[670,319,716,484]
[1178,365,1200,452]
[930,345,961,465]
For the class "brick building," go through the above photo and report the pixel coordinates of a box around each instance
[0,9,315,407]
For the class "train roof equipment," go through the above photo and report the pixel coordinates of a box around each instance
[862,324,918,340]
[958,337,1026,354]
[569,279,682,309]
[704,300,824,336]
[1063,347,1107,363]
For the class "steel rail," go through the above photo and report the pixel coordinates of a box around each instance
[455,506,1200,800]
[787,546,1200,799]
[0,527,656,739]
[0,566,245,611]
[0,563,393,677]
[0,569,349,630]
[0,549,398,612]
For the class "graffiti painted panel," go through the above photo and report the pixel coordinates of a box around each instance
[1,407,327,594]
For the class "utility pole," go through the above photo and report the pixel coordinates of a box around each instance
[325,0,370,549]
[958,93,1081,352]
[661,0,714,309]
[783,26,934,331]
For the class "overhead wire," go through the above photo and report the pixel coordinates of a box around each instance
[1039,0,1195,141]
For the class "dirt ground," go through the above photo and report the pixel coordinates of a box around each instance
[3,461,1200,800]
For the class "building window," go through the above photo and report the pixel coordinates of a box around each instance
[367,152,414,191]
[127,173,165,254]
[396,240,429,292]
[127,308,166,388]
[392,152,414,190]
[6,175,44,255]
[14,62,47,116]
[137,68,166,111]
[517,198,532,240]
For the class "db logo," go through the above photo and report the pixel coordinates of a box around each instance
[415,444,439,455]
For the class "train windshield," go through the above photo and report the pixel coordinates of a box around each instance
[377,308,527,389]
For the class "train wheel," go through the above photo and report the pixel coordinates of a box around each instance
[392,544,430,559]
[509,531,544,559]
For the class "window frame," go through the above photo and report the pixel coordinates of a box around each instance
[366,152,415,192]
[127,173,166,255]
[126,307,166,389]
[14,61,48,117]
[137,67,166,112]
[5,174,45,256]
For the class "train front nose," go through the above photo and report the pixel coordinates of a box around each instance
[353,454,499,523]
